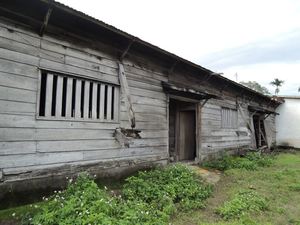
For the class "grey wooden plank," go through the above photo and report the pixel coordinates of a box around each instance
[0,71,37,91]
[0,25,40,47]
[83,146,167,161]
[0,152,84,168]
[0,47,39,66]
[99,83,105,120]
[65,55,118,77]
[39,59,119,85]
[75,79,82,118]
[0,128,114,141]
[0,58,38,78]
[130,87,167,100]
[0,85,36,104]
[36,139,120,152]
[91,82,97,119]
[83,80,90,119]
[0,141,36,155]
[65,77,73,118]
[106,85,112,120]
[0,100,35,115]
[0,128,36,141]
[0,113,120,129]
[113,87,119,121]
[45,74,53,117]
[55,76,63,117]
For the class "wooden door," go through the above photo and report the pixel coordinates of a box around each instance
[179,110,196,161]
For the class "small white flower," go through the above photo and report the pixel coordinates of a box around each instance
[34,205,38,208]
[12,213,16,217]
[29,218,32,221]
[104,186,108,190]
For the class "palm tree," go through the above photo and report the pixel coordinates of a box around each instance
[270,78,284,95]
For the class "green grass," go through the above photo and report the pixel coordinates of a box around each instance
[1,152,300,225]
[0,164,212,225]
[173,152,300,225]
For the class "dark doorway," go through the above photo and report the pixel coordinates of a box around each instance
[253,115,267,148]
[169,99,196,161]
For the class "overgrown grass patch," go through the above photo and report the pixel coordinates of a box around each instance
[202,152,274,171]
[20,164,212,225]
[216,190,268,220]
[123,164,212,211]
[172,152,300,225]
[289,183,300,192]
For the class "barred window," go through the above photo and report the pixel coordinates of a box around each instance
[221,107,238,128]
[38,71,119,122]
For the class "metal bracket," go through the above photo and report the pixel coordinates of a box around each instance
[168,60,178,75]
[200,98,209,108]
[39,0,54,36]
[120,38,135,61]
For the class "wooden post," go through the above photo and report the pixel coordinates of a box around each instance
[118,63,135,128]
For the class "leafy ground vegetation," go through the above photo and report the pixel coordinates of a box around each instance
[0,164,211,225]
[0,151,300,225]
[173,151,300,225]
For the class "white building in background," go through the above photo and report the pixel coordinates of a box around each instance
[276,96,300,148]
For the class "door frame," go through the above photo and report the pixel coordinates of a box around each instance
[169,96,200,162]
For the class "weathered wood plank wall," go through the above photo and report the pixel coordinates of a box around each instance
[0,19,168,181]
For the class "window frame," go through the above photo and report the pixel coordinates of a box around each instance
[36,69,120,123]
[221,107,238,129]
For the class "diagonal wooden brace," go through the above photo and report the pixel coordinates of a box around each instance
[118,63,136,128]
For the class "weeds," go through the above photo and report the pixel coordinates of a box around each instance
[217,190,268,220]
[123,164,212,211]
[28,165,212,225]
[202,152,274,171]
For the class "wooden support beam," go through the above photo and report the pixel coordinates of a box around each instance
[39,0,54,37]
[118,63,136,128]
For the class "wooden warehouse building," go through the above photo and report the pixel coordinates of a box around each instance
[0,0,281,199]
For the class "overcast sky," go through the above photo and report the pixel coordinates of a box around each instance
[57,0,300,95]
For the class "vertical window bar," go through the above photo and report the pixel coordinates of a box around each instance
[65,77,73,117]
[75,79,82,118]
[99,83,105,120]
[84,80,90,119]
[45,73,53,117]
[106,85,112,121]
[113,87,119,121]
[92,82,97,119]
[89,82,93,118]
[55,76,63,117]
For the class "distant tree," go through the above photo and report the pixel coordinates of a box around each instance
[239,81,270,95]
[270,78,284,95]
[298,87,300,92]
